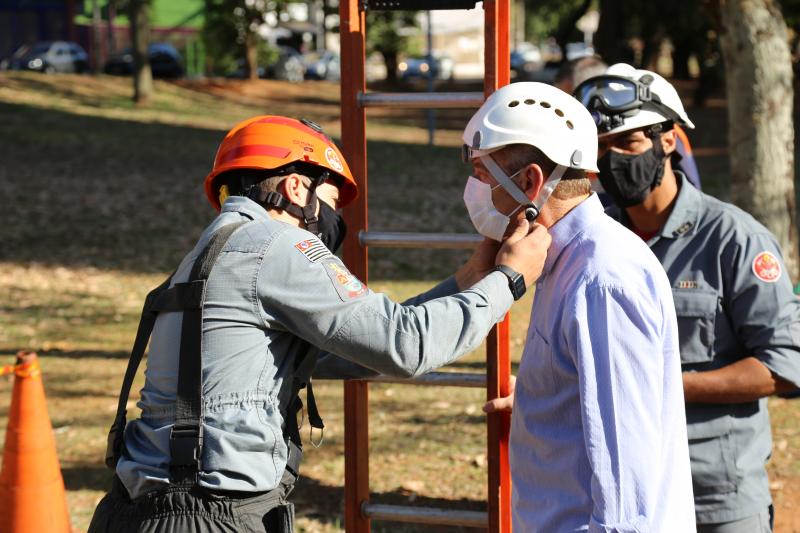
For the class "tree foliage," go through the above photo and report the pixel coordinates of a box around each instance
[365,10,418,81]
[202,0,285,78]
[523,0,592,51]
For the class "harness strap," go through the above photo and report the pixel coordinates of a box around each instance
[105,275,174,469]
[106,216,324,495]
[169,221,248,482]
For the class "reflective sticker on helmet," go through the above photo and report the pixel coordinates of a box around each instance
[325,147,344,173]
[322,258,367,300]
[752,251,782,283]
[294,238,332,263]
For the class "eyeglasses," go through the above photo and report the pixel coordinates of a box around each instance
[461,144,477,164]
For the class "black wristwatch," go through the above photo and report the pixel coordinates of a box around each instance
[494,264,526,301]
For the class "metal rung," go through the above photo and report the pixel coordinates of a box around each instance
[365,0,479,11]
[360,231,483,249]
[367,371,485,388]
[359,91,484,109]
[363,503,488,528]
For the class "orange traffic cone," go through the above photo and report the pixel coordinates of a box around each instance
[0,351,71,532]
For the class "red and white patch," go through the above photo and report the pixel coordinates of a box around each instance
[325,147,344,173]
[294,238,331,263]
[752,251,782,283]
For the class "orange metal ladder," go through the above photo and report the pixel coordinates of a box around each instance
[338,1,512,530]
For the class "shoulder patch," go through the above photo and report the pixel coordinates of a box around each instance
[294,238,332,263]
[322,258,367,301]
[752,251,782,283]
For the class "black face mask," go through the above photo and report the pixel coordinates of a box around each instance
[597,143,666,208]
[317,200,347,253]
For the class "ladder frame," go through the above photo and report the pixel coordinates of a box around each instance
[339,2,512,531]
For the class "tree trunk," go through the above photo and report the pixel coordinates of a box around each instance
[595,0,634,65]
[672,38,693,80]
[91,0,103,73]
[108,1,116,55]
[382,50,398,82]
[245,32,258,80]
[718,0,798,280]
[129,0,152,103]
[553,0,592,56]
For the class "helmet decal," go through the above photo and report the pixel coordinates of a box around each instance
[325,147,344,173]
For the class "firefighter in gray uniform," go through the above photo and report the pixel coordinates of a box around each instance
[88,115,550,532]
[577,64,800,532]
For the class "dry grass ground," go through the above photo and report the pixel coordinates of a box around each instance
[0,71,798,532]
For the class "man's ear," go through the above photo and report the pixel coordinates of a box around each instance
[660,129,677,156]
[519,163,545,202]
[280,174,310,206]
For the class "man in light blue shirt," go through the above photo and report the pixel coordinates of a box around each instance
[470,83,695,531]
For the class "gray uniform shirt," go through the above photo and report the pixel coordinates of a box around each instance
[117,196,513,498]
[609,173,800,523]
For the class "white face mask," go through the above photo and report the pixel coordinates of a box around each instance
[463,176,521,241]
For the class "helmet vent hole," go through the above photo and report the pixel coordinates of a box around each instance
[566,120,574,130]
[508,100,520,107]
[555,109,564,117]
[524,99,535,105]
[540,101,551,108]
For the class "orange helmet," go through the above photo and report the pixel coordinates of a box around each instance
[204,115,358,211]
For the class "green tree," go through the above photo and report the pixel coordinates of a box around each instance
[202,0,284,78]
[523,0,591,52]
[365,10,418,82]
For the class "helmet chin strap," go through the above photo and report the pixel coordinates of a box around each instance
[247,171,329,234]
[480,155,567,222]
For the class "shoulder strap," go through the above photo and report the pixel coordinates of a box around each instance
[169,220,248,482]
[103,221,248,474]
[104,274,173,469]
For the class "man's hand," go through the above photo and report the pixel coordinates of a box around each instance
[483,375,516,413]
[495,219,551,288]
[455,238,502,290]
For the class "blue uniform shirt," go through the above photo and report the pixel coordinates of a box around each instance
[510,194,696,532]
[610,173,800,524]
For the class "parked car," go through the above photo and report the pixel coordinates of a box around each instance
[398,54,455,81]
[304,51,340,81]
[266,46,305,82]
[510,43,543,80]
[565,42,595,61]
[1,41,88,74]
[227,46,305,82]
[104,42,184,78]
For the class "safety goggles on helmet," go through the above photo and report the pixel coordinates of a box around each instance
[574,75,684,134]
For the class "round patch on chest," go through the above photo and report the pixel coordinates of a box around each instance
[752,251,782,283]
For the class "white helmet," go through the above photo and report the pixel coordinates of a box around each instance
[462,81,600,172]
[574,63,694,137]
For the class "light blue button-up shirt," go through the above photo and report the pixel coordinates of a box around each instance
[510,194,696,532]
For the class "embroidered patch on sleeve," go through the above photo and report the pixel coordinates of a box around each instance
[322,258,367,301]
[294,238,333,263]
[752,251,782,283]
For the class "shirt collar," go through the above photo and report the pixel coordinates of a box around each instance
[220,195,272,222]
[542,193,605,277]
[658,171,701,240]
